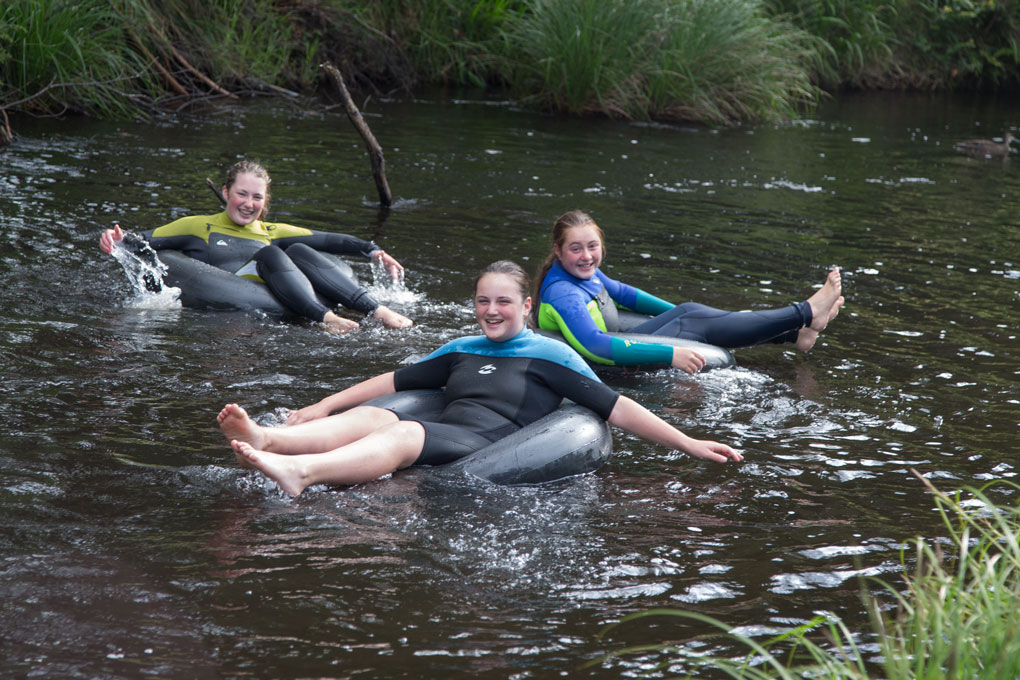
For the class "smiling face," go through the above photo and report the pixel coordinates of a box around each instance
[474,272,531,343]
[554,224,604,280]
[221,172,268,226]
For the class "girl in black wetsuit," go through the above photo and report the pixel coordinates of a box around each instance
[217,261,742,496]
[99,160,411,333]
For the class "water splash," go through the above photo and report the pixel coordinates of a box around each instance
[110,239,181,310]
[366,259,426,307]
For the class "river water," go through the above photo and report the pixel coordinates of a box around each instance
[1,90,1017,678]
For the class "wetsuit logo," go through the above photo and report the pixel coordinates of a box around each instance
[477,364,497,375]
[215,239,229,247]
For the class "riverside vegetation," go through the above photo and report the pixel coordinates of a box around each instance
[598,475,1020,678]
[2,0,1020,143]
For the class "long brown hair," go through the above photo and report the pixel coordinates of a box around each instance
[532,210,606,319]
[223,159,272,220]
[475,260,535,329]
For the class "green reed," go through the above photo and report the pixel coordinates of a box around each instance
[344,0,522,89]
[872,476,1020,679]
[114,0,301,93]
[765,0,1020,88]
[646,0,818,124]
[503,0,817,124]
[0,0,155,117]
[596,476,1020,679]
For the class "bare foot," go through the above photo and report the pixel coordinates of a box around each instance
[806,267,843,332]
[217,403,266,450]
[796,294,844,351]
[795,327,819,352]
[232,440,308,495]
[373,305,413,329]
[323,311,360,334]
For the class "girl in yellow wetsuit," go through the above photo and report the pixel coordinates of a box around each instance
[99,160,411,333]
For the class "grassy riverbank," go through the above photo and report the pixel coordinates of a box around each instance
[3,0,1019,141]
[601,476,1020,678]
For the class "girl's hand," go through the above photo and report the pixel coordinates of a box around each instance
[686,439,743,463]
[671,346,706,374]
[372,249,404,281]
[285,403,329,426]
[99,224,125,254]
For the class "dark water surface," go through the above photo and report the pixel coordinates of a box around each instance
[1,91,1018,678]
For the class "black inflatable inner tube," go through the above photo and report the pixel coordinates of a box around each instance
[364,389,613,485]
[156,249,355,318]
[539,309,736,371]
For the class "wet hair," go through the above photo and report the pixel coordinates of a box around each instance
[532,210,606,319]
[223,159,272,219]
[475,260,534,328]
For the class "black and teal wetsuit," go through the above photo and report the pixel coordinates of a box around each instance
[537,260,811,367]
[134,211,383,321]
[390,328,620,465]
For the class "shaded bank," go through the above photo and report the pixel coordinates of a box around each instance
[2,0,1020,142]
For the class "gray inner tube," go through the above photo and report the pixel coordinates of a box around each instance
[156,249,354,318]
[364,389,613,485]
[539,308,736,371]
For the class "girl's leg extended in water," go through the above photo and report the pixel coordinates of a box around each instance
[252,245,359,332]
[630,267,843,349]
[223,406,427,494]
[630,301,810,348]
[252,245,329,319]
[284,243,378,314]
[285,243,412,329]
[218,403,399,455]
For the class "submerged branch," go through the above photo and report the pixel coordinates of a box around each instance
[0,109,12,146]
[320,62,392,207]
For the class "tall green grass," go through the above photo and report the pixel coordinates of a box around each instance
[0,0,156,117]
[596,476,1020,678]
[4,0,1020,134]
[505,0,818,124]
[765,0,1020,88]
[873,476,1020,678]
[763,0,897,88]
[646,0,818,123]
[114,0,305,94]
[507,0,659,117]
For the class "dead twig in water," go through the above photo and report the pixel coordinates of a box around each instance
[320,62,392,207]
[0,109,12,146]
[206,177,226,206]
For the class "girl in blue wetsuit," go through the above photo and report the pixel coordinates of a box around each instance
[99,160,411,333]
[535,210,845,373]
[217,261,742,495]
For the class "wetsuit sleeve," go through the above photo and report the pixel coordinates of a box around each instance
[393,353,455,391]
[632,289,675,315]
[536,360,619,419]
[541,281,674,366]
[268,224,378,259]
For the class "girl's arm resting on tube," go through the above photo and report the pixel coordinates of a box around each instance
[607,396,743,463]
[286,372,397,425]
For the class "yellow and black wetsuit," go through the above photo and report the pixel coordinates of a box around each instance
[137,211,382,321]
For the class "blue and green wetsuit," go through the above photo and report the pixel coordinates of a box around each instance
[390,328,620,465]
[135,211,382,322]
[537,260,811,367]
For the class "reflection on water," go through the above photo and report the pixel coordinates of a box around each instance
[1,91,1018,678]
